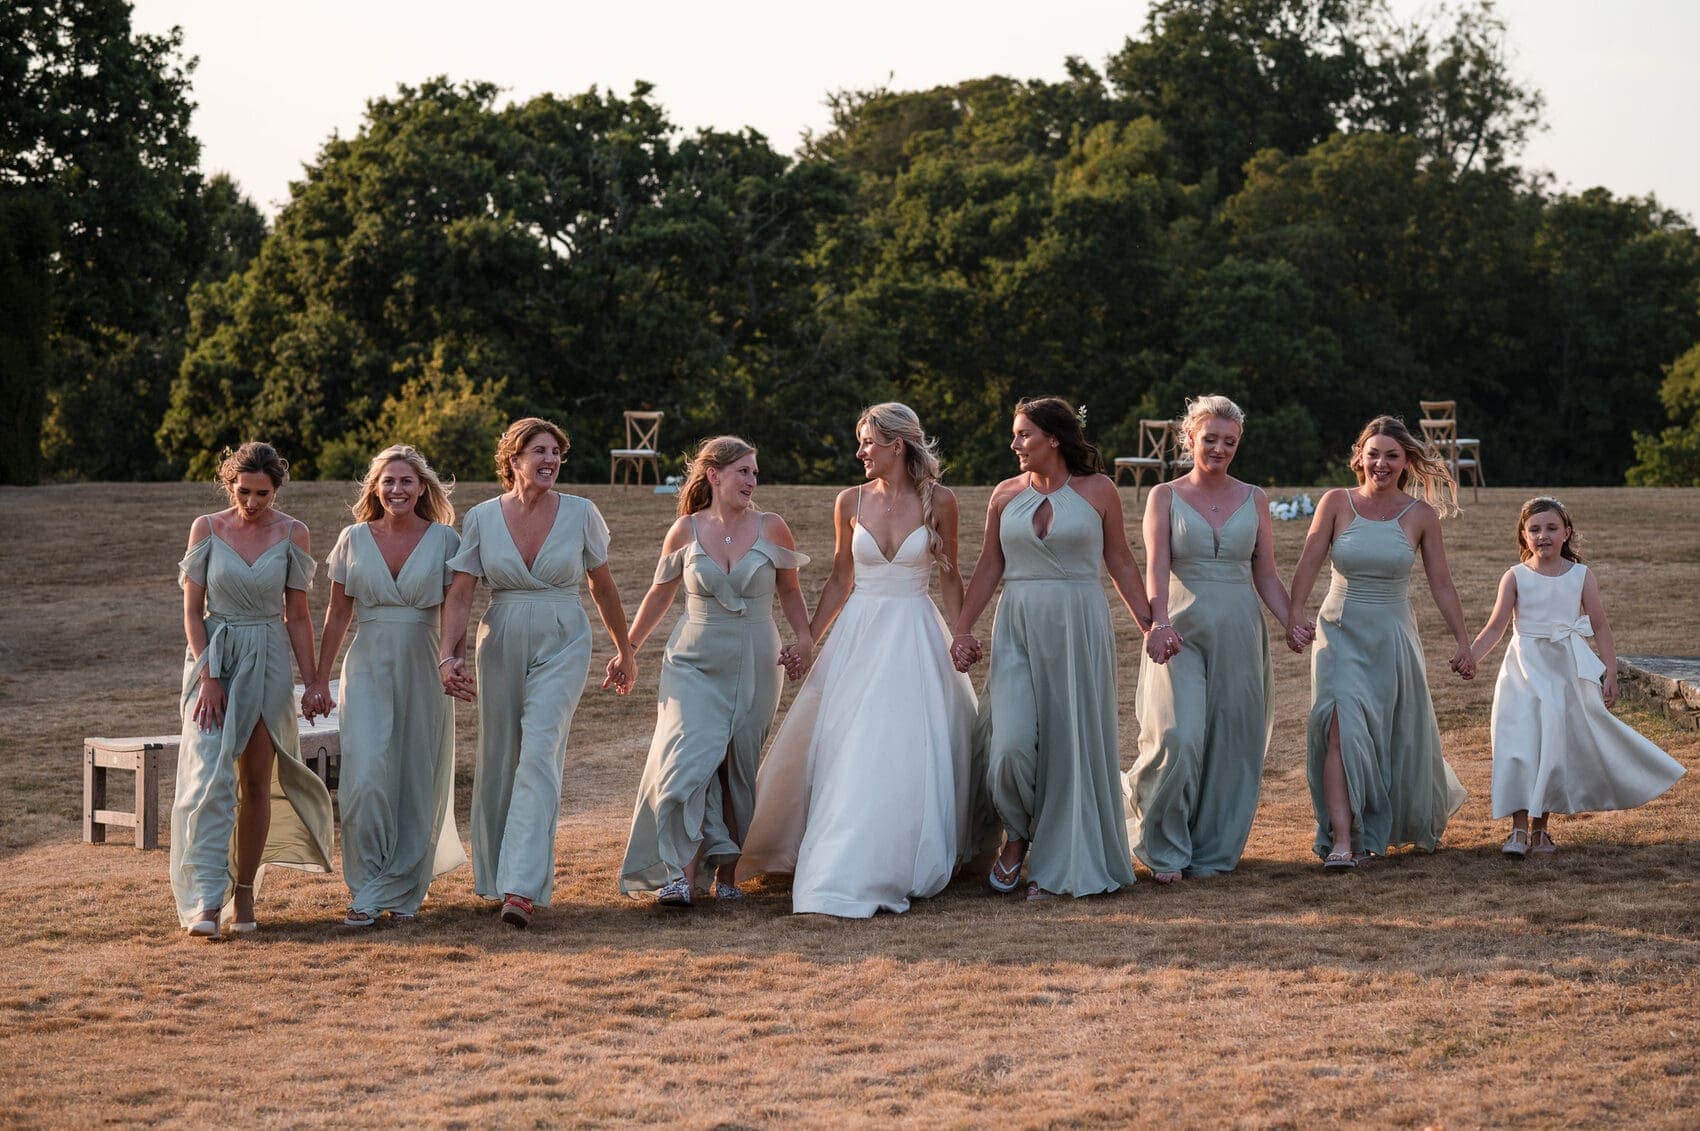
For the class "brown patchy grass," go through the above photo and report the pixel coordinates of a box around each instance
[0,482,1696,1127]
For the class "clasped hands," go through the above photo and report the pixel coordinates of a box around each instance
[950,633,982,673]
[300,678,336,723]
[777,638,813,682]
[1144,624,1184,664]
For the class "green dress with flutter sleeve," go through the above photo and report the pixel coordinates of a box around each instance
[1124,489,1274,877]
[171,531,333,927]
[326,521,467,917]
[448,493,609,907]
[981,480,1136,897]
[619,522,808,893]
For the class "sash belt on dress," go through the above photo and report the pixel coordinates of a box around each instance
[198,613,279,678]
[1515,614,1607,682]
[356,604,437,626]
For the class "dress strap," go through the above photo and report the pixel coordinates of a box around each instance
[854,485,863,525]
[1395,497,1420,520]
[1344,490,1363,518]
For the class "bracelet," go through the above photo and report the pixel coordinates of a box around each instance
[1152,622,1173,632]
[437,656,458,669]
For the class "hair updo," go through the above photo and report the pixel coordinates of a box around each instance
[1179,394,1246,444]
[1013,396,1103,476]
[216,441,289,490]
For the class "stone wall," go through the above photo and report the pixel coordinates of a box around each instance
[1618,655,1700,731]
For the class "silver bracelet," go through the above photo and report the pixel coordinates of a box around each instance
[437,656,458,669]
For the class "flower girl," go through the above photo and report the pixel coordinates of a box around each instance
[1466,497,1685,855]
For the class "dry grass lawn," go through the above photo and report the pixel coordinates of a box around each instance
[1,481,1696,1127]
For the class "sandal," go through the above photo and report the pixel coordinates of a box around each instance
[1501,829,1529,857]
[1530,830,1557,855]
[1024,883,1055,902]
[656,878,693,908]
[988,851,1024,894]
[343,909,377,928]
[713,880,744,902]
[386,911,417,924]
[1152,870,1181,885]
[186,911,220,938]
[228,883,259,933]
[499,894,534,928]
[1323,851,1357,871]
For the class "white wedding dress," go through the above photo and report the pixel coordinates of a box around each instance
[736,513,979,916]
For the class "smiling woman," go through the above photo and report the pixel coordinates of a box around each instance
[618,436,813,907]
[435,418,637,927]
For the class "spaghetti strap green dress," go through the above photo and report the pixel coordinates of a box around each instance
[1125,489,1274,877]
[171,533,334,927]
[619,521,808,893]
[1306,497,1467,859]
[982,481,1136,896]
[448,493,610,907]
[325,522,467,917]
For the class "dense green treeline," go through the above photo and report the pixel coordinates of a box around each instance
[5,0,1700,486]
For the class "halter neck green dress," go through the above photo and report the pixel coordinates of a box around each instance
[1125,488,1274,877]
[982,479,1136,896]
[325,521,467,917]
[620,520,807,893]
[172,531,333,927]
[1306,494,1467,858]
[448,493,610,907]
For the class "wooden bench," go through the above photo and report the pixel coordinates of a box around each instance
[83,683,341,850]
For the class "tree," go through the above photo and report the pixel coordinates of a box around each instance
[0,191,55,483]
[2,0,206,480]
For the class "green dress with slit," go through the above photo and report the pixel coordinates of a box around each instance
[619,522,807,893]
[1125,488,1274,877]
[326,521,467,916]
[981,480,1136,896]
[171,532,334,927]
[1305,496,1467,858]
[448,493,610,907]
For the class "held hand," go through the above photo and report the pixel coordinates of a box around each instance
[778,640,814,682]
[1449,644,1475,681]
[1145,626,1182,665]
[193,673,226,732]
[950,633,982,673]
[1285,620,1314,654]
[602,649,637,695]
[440,657,477,702]
[1602,672,1618,709]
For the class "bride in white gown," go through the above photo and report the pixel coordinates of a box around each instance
[737,403,982,916]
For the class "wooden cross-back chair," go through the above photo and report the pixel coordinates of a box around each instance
[1112,419,1173,500]
[609,411,663,487]
[1168,418,1194,478]
[1417,401,1484,502]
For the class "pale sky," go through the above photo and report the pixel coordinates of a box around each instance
[131,0,1700,223]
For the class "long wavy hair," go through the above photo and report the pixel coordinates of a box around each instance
[352,444,455,525]
[677,435,757,517]
[1517,496,1583,563]
[858,402,952,573]
[1014,396,1104,476]
[1349,415,1460,517]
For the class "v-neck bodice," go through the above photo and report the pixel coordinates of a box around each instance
[1169,489,1256,584]
[327,522,459,621]
[448,493,610,598]
[180,530,315,621]
[1000,483,1103,583]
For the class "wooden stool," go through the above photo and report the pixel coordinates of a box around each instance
[84,737,168,849]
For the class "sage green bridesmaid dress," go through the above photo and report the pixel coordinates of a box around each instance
[982,479,1136,896]
[1125,488,1274,877]
[448,493,610,906]
[326,522,467,917]
[619,520,807,893]
[1306,494,1467,859]
[171,531,334,927]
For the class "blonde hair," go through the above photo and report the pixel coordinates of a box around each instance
[216,441,289,491]
[678,435,757,516]
[494,417,569,490]
[858,402,951,573]
[1180,394,1246,446]
[352,444,455,525]
[1348,415,1460,517]
[1516,496,1582,562]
